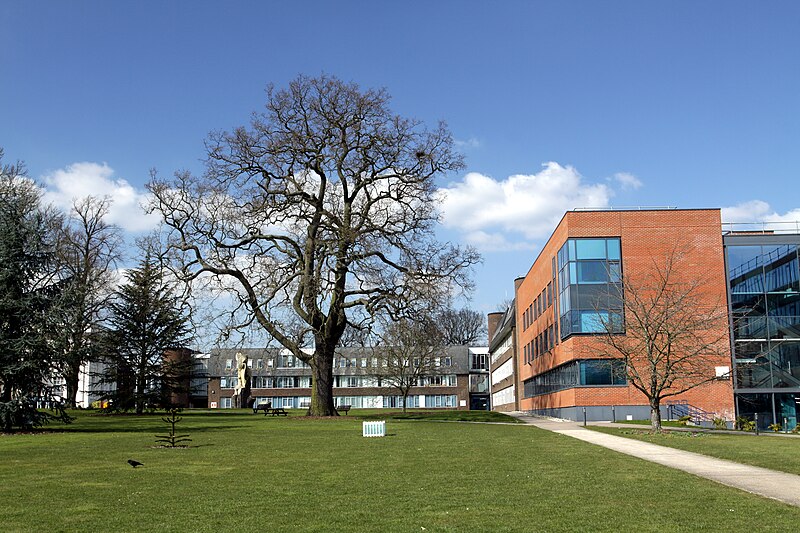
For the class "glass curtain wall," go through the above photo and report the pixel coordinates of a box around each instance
[727,239,800,429]
[557,238,624,339]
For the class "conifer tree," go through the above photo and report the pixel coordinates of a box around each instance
[0,150,71,431]
[101,257,191,414]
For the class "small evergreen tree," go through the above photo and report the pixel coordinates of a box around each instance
[100,257,191,414]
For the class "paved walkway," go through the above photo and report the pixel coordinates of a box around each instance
[508,412,800,507]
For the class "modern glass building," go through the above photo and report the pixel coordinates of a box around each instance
[725,233,800,430]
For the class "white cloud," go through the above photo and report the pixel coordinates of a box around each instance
[610,172,643,190]
[722,200,800,231]
[436,162,612,251]
[458,230,534,253]
[454,137,481,149]
[41,162,159,233]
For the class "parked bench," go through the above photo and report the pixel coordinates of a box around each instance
[337,405,352,415]
[253,402,272,415]
[265,407,288,416]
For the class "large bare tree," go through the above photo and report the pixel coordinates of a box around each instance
[437,308,487,345]
[592,249,730,432]
[148,75,479,415]
[54,196,122,407]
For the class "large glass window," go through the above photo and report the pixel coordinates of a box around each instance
[579,360,627,386]
[558,237,624,339]
[523,359,626,397]
[727,241,800,390]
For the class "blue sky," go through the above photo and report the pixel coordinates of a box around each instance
[2,1,800,316]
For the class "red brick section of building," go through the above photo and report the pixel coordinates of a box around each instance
[515,209,734,420]
[487,306,519,411]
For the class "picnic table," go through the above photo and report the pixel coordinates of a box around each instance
[253,402,272,414]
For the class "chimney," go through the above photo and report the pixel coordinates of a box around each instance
[514,276,525,293]
[487,312,504,344]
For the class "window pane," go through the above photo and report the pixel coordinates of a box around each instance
[580,360,612,385]
[608,262,621,282]
[727,246,764,283]
[577,261,609,283]
[575,284,608,310]
[607,238,621,260]
[580,311,607,333]
[575,239,607,260]
[763,245,799,293]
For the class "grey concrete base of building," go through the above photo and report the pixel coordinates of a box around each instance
[528,405,673,422]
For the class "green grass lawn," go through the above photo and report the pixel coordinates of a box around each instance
[589,425,800,476]
[603,419,695,428]
[3,409,800,532]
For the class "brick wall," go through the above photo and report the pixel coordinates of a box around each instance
[516,209,734,419]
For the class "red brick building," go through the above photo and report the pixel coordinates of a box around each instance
[509,208,735,421]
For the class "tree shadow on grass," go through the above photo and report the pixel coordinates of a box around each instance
[45,424,249,434]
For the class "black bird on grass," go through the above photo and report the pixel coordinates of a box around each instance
[127,459,143,468]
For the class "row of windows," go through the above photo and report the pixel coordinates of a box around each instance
[251,376,311,389]
[522,282,554,330]
[224,354,455,371]
[557,237,621,264]
[492,385,515,407]
[219,395,461,409]
[490,333,513,363]
[335,356,454,369]
[225,355,311,370]
[522,324,556,364]
[522,359,627,398]
[223,375,458,389]
[491,358,514,386]
[559,310,624,338]
[381,395,456,409]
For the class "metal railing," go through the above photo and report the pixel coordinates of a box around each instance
[573,206,677,212]
[722,220,800,235]
[664,400,716,423]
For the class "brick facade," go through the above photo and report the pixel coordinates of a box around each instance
[207,346,485,411]
[514,209,735,420]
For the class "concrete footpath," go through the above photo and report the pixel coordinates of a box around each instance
[509,413,800,508]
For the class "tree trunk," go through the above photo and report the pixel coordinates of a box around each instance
[650,400,662,433]
[309,350,337,416]
[1,383,12,432]
[136,367,146,415]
